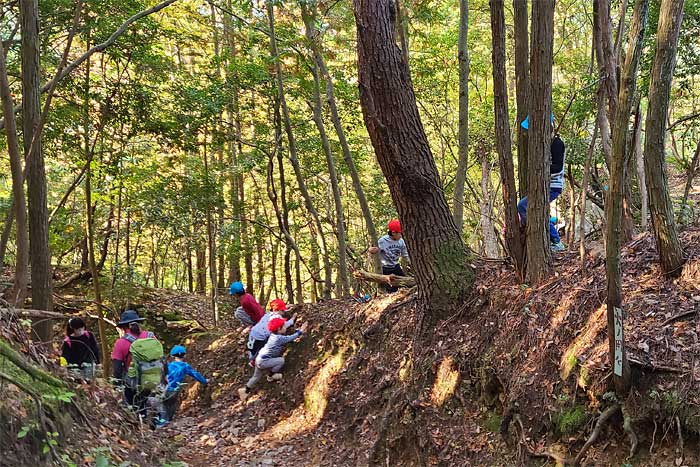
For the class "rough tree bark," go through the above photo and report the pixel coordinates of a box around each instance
[353,0,475,314]
[525,0,555,283]
[21,0,53,343]
[606,0,649,395]
[513,0,529,196]
[490,0,524,273]
[644,0,685,274]
[633,103,648,230]
[0,41,28,307]
[580,124,599,274]
[452,0,469,231]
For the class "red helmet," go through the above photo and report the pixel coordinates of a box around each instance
[269,298,288,311]
[268,317,287,333]
[388,219,401,233]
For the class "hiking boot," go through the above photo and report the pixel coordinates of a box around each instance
[238,387,249,402]
[550,241,566,252]
[271,373,283,381]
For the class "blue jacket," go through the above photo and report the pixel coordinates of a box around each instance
[166,360,207,392]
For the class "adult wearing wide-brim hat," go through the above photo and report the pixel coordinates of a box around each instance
[111,310,156,405]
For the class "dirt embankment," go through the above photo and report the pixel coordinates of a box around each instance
[165,229,700,466]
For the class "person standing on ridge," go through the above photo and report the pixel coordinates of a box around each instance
[368,219,410,293]
[516,114,566,251]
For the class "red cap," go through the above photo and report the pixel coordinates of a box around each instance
[269,298,288,311]
[388,219,401,233]
[268,317,287,333]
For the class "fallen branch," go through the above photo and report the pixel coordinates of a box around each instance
[353,269,416,288]
[629,357,685,374]
[661,309,697,327]
[0,339,66,388]
[0,307,67,320]
[574,404,620,465]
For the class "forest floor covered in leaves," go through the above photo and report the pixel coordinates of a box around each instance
[2,228,700,466]
[157,229,700,466]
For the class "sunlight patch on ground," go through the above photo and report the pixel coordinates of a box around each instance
[267,347,347,439]
[431,356,459,407]
[360,292,410,327]
[206,334,235,351]
[560,303,606,380]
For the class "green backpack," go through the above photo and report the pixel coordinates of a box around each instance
[125,334,164,392]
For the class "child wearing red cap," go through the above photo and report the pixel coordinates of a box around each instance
[238,318,308,402]
[245,299,296,366]
[368,219,410,293]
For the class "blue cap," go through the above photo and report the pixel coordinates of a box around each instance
[170,345,186,356]
[521,113,555,130]
[229,281,245,295]
[550,216,558,224]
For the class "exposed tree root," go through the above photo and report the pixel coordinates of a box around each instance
[513,414,570,465]
[622,405,639,459]
[676,416,684,460]
[574,403,621,465]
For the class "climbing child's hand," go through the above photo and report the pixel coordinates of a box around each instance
[368,246,379,255]
[299,322,309,334]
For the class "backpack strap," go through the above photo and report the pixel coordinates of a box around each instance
[63,336,71,348]
[122,333,138,344]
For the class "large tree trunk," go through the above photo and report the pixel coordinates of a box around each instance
[644,0,685,274]
[22,0,53,343]
[267,0,332,300]
[606,0,649,396]
[302,2,350,296]
[490,0,524,273]
[452,0,469,231]
[353,0,475,314]
[525,0,555,283]
[305,0,379,271]
[513,0,529,196]
[0,41,28,307]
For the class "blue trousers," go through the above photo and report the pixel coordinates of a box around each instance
[518,188,562,243]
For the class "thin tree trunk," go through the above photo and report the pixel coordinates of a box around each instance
[267,0,332,299]
[606,0,649,396]
[0,212,14,276]
[479,152,499,258]
[354,0,475,315]
[302,2,349,296]
[644,0,685,274]
[525,0,555,283]
[513,0,529,196]
[490,0,524,274]
[22,0,53,343]
[0,40,28,306]
[453,0,469,230]
[203,135,219,324]
[567,165,576,246]
[681,139,700,212]
[305,1,379,270]
[633,104,648,230]
[580,124,599,273]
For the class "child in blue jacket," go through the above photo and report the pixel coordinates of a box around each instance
[159,345,208,424]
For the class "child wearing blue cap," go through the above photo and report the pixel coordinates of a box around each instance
[159,345,208,425]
